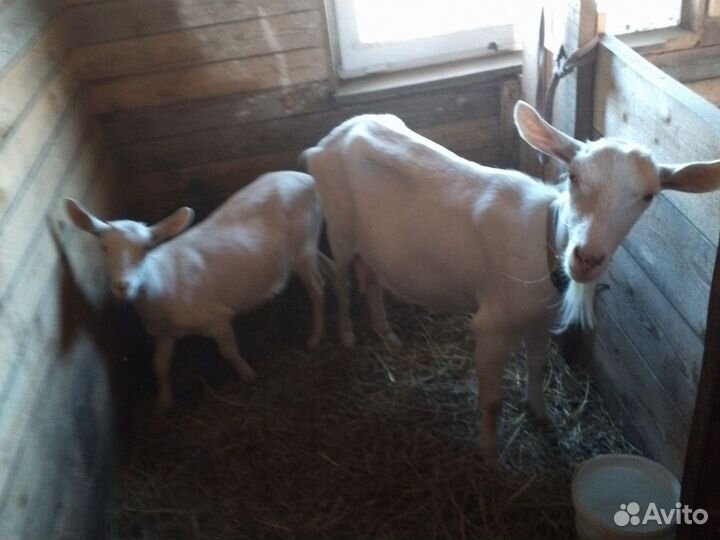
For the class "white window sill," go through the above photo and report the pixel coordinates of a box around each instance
[332,51,522,104]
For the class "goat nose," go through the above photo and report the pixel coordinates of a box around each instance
[573,246,606,268]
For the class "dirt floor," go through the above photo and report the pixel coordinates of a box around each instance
[110,282,637,540]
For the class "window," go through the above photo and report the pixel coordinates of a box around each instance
[597,0,682,35]
[332,0,522,79]
[330,0,686,80]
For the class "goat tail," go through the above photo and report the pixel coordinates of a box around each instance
[316,252,335,281]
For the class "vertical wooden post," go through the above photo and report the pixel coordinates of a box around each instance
[551,0,597,143]
[499,78,521,168]
[680,238,720,539]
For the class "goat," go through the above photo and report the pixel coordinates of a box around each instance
[302,101,720,464]
[66,171,331,411]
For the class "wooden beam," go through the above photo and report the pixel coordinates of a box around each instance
[71,10,323,80]
[0,68,80,218]
[101,82,331,145]
[112,83,500,174]
[69,0,320,45]
[621,194,717,339]
[600,246,704,423]
[0,0,61,73]
[589,304,686,477]
[500,77,521,167]
[0,14,71,137]
[681,0,709,32]
[87,47,329,113]
[687,77,720,105]
[646,45,720,83]
[680,238,720,539]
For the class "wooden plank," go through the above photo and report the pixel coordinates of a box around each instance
[621,194,716,339]
[71,10,323,80]
[25,323,113,540]
[0,144,104,509]
[590,304,687,478]
[418,116,499,154]
[593,35,720,244]
[709,0,720,17]
[130,145,502,222]
[500,77,521,168]
[0,68,79,216]
[681,0,708,32]
[102,81,331,145]
[0,0,60,74]
[102,78,502,146]
[113,85,500,174]
[687,77,720,106]
[0,335,109,540]
[550,0,597,140]
[70,0,319,45]
[680,234,720,540]
[601,245,704,422]
[0,13,70,142]
[646,45,720,83]
[0,127,99,395]
[0,98,88,303]
[698,15,720,47]
[131,150,308,221]
[87,46,328,113]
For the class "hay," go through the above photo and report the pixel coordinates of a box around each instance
[112,297,637,540]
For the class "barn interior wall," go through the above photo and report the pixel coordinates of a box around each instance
[36,0,720,496]
[587,37,720,479]
[2,0,718,536]
[64,0,520,221]
[0,0,122,538]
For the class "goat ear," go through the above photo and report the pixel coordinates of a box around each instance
[658,159,720,193]
[64,198,110,235]
[514,100,583,164]
[150,207,194,244]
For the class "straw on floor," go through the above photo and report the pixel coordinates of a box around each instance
[112,291,636,540]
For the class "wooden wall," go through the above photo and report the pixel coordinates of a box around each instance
[64,0,519,221]
[0,0,120,537]
[644,10,720,107]
[588,36,720,478]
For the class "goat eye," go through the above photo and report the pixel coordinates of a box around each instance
[643,193,654,203]
[568,173,578,184]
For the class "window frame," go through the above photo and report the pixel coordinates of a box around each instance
[330,0,521,79]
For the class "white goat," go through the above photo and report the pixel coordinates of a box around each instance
[66,171,331,411]
[302,101,720,464]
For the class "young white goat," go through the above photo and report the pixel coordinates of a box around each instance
[302,101,720,464]
[66,171,330,411]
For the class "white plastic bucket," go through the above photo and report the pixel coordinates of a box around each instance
[571,454,681,540]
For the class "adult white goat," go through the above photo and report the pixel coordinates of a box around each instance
[302,101,720,464]
[66,171,330,411]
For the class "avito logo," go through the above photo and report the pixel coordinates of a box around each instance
[614,502,708,527]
